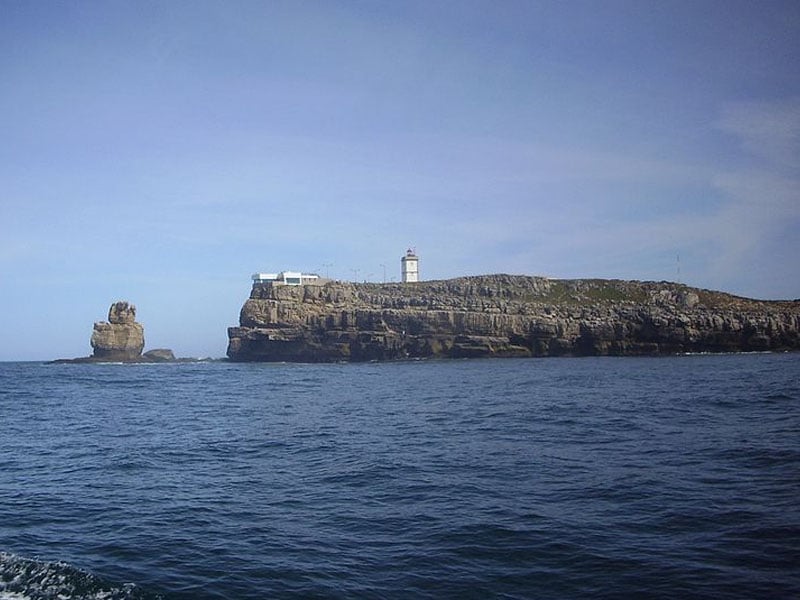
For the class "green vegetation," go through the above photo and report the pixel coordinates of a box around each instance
[536,279,648,306]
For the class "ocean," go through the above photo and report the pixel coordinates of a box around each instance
[1,354,798,599]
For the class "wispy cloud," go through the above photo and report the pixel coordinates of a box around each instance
[717,98,800,168]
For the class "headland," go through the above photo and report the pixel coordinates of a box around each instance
[227,275,800,362]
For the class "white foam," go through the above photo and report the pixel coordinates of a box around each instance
[1,551,147,600]
[0,593,33,600]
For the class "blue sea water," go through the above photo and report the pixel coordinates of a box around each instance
[1,354,798,599]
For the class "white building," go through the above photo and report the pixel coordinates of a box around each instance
[252,271,320,286]
[401,249,419,283]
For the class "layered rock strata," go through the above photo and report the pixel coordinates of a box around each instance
[91,301,145,360]
[226,275,800,362]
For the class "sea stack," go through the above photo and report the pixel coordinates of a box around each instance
[90,301,145,361]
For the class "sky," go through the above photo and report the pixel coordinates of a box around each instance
[1,0,799,360]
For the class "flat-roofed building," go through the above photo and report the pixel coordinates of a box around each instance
[252,271,322,286]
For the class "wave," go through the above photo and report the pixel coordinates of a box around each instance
[0,552,160,600]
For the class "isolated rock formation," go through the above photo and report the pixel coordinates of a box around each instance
[90,301,145,360]
[142,348,176,362]
[51,301,187,364]
[227,275,800,362]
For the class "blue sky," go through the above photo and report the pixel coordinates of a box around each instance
[1,0,798,360]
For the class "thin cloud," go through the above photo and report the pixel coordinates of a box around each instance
[717,98,800,168]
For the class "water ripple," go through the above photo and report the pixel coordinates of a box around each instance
[1,355,799,598]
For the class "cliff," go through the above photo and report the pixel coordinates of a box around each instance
[226,275,800,362]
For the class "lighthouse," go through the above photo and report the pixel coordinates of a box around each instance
[401,248,419,283]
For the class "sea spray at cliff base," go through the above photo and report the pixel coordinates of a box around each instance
[1,355,799,599]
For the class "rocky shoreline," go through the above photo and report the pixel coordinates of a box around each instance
[227,275,800,362]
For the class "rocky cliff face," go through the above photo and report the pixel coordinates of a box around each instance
[90,301,145,360]
[226,275,800,362]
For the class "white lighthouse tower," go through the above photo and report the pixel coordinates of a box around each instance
[401,248,419,283]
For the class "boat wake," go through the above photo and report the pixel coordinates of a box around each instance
[0,552,159,600]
